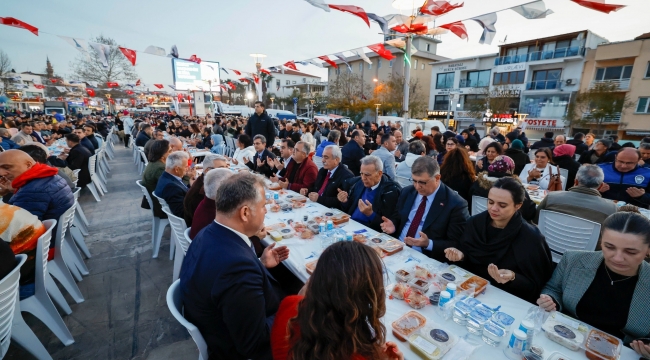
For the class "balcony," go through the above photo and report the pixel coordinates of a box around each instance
[525,80,562,91]
[589,79,631,91]
[494,46,586,66]
[582,112,622,123]
[459,79,489,88]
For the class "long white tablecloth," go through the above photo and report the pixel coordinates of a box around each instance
[261,190,639,360]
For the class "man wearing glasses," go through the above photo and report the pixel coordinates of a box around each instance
[599,148,650,208]
[380,156,469,262]
[244,101,275,152]
[271,141,317,192]
[244,135,276,178]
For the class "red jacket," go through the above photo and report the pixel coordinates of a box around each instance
[280,157,318,192]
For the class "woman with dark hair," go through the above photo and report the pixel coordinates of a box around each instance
[142,139,171,218]
[309,122,322,147]
[520,147,566,190]
[420,135,436,158]
[189,123,202,145]
[475,141,503,173]
[271,241,404,360]
[538,212,650,356]
[446,177,553,303]
[432,133,445,153]
[461,129,478,152]
[178,122,192,138]
[321,122,331,138]
[440,147,476,203]
[436,136,458,164]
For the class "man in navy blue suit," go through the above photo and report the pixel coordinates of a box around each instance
[180,173,290,359]
[154,151,195,218]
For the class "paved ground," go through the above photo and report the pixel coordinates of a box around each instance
[5,145,197,360]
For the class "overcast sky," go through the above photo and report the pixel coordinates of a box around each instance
[1,0,647,88]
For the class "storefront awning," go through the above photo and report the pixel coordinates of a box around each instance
[626,131,650,136]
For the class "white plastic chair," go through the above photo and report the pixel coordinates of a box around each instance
[136,181,170,259]
[20,220,75,346]
[395,175,411,188]
[537,210,602,263]
[152,192,176,259]
[86,154,103,202]
[48,206,85,303]
[0,254,26,358]
[139,150,148,176]
[471,196,488,216]
[166,280,208,360]
[69,187,91,259]
[94,149,109,193]
[559,168,569,190]
[71,185,89,236]
[312,156,323,169]
[162,210,188,281]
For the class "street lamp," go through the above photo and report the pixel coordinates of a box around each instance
[270,96,275,110]
[310,98,316,119]
[375,103,381,122]
[250,53,267,102]
[246,92,254,107]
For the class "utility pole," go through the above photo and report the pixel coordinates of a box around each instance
[402,35,412,120]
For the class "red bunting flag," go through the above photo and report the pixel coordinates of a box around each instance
[86,88,96,97]
[328,5,370,27]
[570,0,625,13]
[260,69,271,75]
[119,47,137,66]
[136,79,141,86]
[231,69,242,76]
[126,90,134,95]
[239,78,249,84]
[253,74,260,84]
[130,98,136,105]
[0,17,38,36]
[33,84,44,89]
[283,61,298,71]
[391,23,428,34]
[420,1,464,16]
[227,82,237,90]
[440,21,468,40]
[318,56,338,68]
[109,98,115,104]
[83,98,88,105]
[107,82,119,88]
[49,78,58,84]
[153,84,164,89]
[367,43,395,61]
[189,54,202,64]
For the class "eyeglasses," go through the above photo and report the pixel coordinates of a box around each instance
[410,178,433,186]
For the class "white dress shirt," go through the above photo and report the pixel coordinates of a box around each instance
[398,185,441,253]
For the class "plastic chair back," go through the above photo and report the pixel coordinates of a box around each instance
[167,280,208,360]
[0,255,27,358]
[471,196,488,217]
[559,168,569,190]
[136,181,154,212]
[88,154,97,177]
[395,175,411,188]
[35,220,56,294]
[312,156,323,169]
[183,228,193,253]
[538,210,601,263]
[152,192,171,213]
[162,209,189,254]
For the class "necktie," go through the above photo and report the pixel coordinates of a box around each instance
[317,171,332,196]
[406,196,428,239]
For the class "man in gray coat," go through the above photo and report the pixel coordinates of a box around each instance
[394,130,409,163]
[372,133,397,181]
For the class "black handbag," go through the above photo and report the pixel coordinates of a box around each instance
[141,195,151,209]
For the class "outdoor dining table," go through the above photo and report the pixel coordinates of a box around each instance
[259,189,639,360]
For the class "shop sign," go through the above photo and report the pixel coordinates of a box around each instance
[494,63,526,73]
[494,89,521,97]
[483,113,515,123]
[523,119,565,128]
[438,62,469,72]
[427,110,454,119]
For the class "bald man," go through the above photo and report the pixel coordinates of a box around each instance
[599,147,650,208]
[0,150,74,225]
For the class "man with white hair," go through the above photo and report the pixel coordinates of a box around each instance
[183,154,229,226]
[154,151,194,218]
[300,145,354,209]
[189,168,232,239]
[336,155,401,232]
[271,141,318,191]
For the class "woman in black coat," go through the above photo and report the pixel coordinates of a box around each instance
[553,144,581,190]
[446,177,553,303]
[504,139,530,176]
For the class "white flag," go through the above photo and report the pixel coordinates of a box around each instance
[334,52,352,72]
[87,81,98,87]
[89,42,111,68]
[471,13,498,45]
[352,48,372,65]
[58,35,88,53]
[143,45,166,56]
[510,0,554,19]
[306,59,324,68]
[55,86,67,93]
[303,0,330,12]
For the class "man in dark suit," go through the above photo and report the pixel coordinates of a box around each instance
[154,151,194,218]
[180,173,290,359]
[341,129,366,176]
[244,101,276,151]
[245,135,276,178]
[58,133,93,188]
[337,155,401,232]
[73,128,95,154]
[301,144,354,209]
[271,139,295,176]
[380,156,469,262]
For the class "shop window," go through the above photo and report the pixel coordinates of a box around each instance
[434,95,449,110]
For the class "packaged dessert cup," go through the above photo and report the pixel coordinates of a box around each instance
[459,275,489,297]
[466,307,493,335]
[408,278,431,293]
[482,320,508,347]
[542,312,589,351]
[585,329,621,360]
[391,311,427,341]
[492,311,515,332]
[452,300,474,326]
[379,239,404,255]
[395,269,413,283]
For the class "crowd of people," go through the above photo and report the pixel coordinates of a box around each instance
[3,103,650,360]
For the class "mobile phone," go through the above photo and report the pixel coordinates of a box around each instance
[639,338,650,345]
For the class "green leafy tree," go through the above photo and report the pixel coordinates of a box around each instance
[566,82,634,136]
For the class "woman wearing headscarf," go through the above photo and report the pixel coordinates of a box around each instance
[461,130,478,152]
[553,144,581,190]
[504,139,529,175]
[210,134,226,155]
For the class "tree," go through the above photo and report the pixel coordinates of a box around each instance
[260,73,274,100]
[464,85,520,120]
[0,50,13,95]
[327,72,372,122]
[376,74,428,118]
[221,78,248,105]
[566,82,635,136]
[70,35,138,98]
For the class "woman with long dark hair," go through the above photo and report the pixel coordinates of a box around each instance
[475,141,503,173]
[271,241,404,360]
[421,135,437,157]
[440,147,476,203]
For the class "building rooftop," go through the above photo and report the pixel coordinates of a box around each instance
[271,69,321,78]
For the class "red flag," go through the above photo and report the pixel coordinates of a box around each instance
[153,84,164,89]
[231,69,242,76]
[328,5,370,27]
[283,61,298,71]
[130,98,136,105]
[391,23,428,34]
[126,90,134,95]
[107,82,119,88]
[119,47,137,66]
[83,98,88,105]
[109,98,115,104]
[367,43,395,61]
[86,88,96,97]
[318,56,338,68]
[440,21,468,40]
[33,84,44,89]
[0,17,38,36]
[50,78,58,84]
[136,79,141,86]
[189,54,202,64]
[253,74,260,84]
[570,0,625,13]
[260,69,270,75]
[239,78,249,84]
[420,1,464,16]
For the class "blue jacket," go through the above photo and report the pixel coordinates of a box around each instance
[315,140,335,157]
[9,175,74,224]
[341,175,401,232]
[0,136,20,150]
[154,171,188,218]
[599,163,650,208]
[341,140,365,176]
[135,132,151,147]
[180,222,280,360]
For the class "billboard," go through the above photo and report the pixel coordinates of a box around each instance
[172,58,220,91]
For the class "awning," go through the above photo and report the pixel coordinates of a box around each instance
[626,131,650,136]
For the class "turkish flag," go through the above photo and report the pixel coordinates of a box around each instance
[130,98,136,105]
[109,99,115,104]
[136,79,141,86]
[231,69,242,76]
[33,84,44,89]
[153,84,164,89]
[318,56,338,68]
[328,5,370,27]
[189,54,202,64]
[570,0,626,13]
[420,1,464,16]
[119,47,137,66]
[440,21,468,40]
[227,82,237,90]
[107,82,119,88]
[83,98,88,105]
[0,17,38,36]
[126,90,134,95]
[283,61,298,71]
[50,78,58,83]
[260,69,270,75]
[391,23,428,34]
[86,88,96,97]
[367,43,395,61]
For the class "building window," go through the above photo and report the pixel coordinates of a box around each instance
[389,60,394,67]
[494,71,526,85]
[414,59,418,70]
[286,80,290,85]
[378,59,382,68]
[359,63,363,72]
[336,68,340,75]
[434,95,449,110]
[436,72,454,89]
[594,65,633,81]
[276,80,280,88]
[529,69,562,90]
[520,93,570,118]
[637,97,650,113]
[426,44,431,52]
[646,62,650,78]
[421,64,425,70]
[462,70,491,87]
[292,81,297,84]
[368,61,373,70]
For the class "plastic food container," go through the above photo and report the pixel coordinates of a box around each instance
[391,311,427,341]
[270,203,281,212]
[292,201,305,209]
[447,265,473,280]
[409,326,457,360]
[269,230,283,242]
[414,265,433,281]
[291,195,308,203]
[546,351,574,360]
[331,214,350,226]
[406,289,429,309]
[482,320,507,347]
[269,183,281,191]
[542,313,588,351]
[452,301,474,325]
[390,283,409,300]
[395,269,413,283]
[464,297,481,308]
[466,307,492,335]
[585,329,621,360]
[300,229,314,239]
[435,272,458,288]
[267,223,286,231]
[305,260,317,274]
[368,236,386,246]
[408,278,430,293]
[353,234,367,244]
[308,224,320,234]
[521,350,544,360]
[379,239,404,255]
[279,228,294,239]
[459,275,489,297]
[428,283,443,306]
[492,312,515,331]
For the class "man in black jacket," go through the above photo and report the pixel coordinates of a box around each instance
[531,131,555,150]
[566,132,589,156]
[72,128,95,154]
[244,101,275,151]
[341,130,366,176]
[61,133,93,188]
[135,124,153,147]
[245,135,276,178]
[379,156,469,262]
[301,144,354,209]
